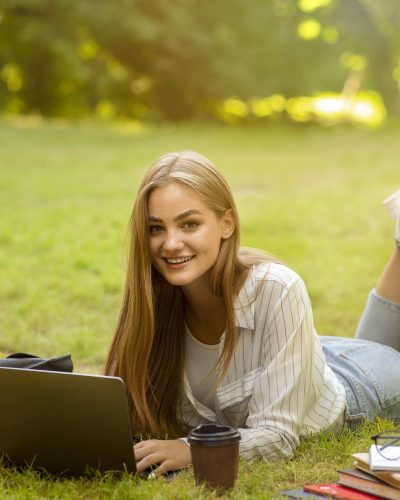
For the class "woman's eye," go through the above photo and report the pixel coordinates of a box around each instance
[183,221,199,230]
[149,225,163,235]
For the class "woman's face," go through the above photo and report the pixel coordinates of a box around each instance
[147,182,234,290]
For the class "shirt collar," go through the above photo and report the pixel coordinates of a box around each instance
[233,266,256,330]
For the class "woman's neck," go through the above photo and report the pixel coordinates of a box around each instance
[182,279,226,345]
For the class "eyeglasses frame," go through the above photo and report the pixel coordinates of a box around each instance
[371,431,400,460]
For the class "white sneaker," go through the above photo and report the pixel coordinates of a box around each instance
[383,189,400,219]
[383,189,400,246]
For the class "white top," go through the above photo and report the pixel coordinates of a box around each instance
[179,262,346,461]
[185,329,219,411]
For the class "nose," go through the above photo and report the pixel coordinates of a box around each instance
[163,229,184,253]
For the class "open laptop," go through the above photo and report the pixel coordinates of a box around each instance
[0,367,136,475]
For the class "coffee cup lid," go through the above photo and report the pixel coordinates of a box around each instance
[188,424,241,444]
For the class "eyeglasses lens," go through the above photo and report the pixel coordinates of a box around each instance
[375,431,400,460]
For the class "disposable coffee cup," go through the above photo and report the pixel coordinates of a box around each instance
[188,423,241,491]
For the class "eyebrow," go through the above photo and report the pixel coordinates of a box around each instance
[148,209,203,223]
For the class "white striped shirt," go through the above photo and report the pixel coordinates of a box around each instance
[178,262,346,461]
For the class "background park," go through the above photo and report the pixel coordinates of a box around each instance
[1,0,400,498]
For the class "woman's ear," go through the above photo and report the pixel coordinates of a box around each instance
[221,209,235,239]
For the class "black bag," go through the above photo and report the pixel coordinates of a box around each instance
[0,353,73,372]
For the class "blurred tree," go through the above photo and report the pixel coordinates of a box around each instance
[0,0,399,120]
[337,0,400,115]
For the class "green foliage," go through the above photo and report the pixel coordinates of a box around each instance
[1,0,400,120]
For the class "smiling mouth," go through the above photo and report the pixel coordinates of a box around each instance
[163,256,194,264]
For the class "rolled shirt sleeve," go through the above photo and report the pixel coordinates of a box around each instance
[240,277,322,460]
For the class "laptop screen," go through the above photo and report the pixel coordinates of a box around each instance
[0,367,136,475]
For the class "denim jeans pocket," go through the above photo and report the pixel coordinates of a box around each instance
[340,343,400,413]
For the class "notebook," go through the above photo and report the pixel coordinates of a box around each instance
[0,367,136,475]
[369,445,400,472]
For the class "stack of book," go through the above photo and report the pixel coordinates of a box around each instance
[336,450,400,499]
[280,446,400,499]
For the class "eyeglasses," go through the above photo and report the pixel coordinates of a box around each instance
[371,430,400,461]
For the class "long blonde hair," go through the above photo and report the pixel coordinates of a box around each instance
[104,151,269,438]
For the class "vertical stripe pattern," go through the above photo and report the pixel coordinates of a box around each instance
[178,262,346,461]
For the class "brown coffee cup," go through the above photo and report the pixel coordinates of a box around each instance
[188,423,241,491]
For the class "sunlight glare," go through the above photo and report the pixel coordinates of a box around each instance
[297,19,321,40]
[298,0,332,12]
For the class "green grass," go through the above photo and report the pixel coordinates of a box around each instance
[0,116,399,498]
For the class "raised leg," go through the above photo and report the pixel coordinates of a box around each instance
[355,190,400,350]
[376,247,400,303]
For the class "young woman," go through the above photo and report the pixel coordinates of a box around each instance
[105,152,400,477]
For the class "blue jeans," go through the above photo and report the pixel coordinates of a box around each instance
[355,290,400,351]
[320,289,400,428]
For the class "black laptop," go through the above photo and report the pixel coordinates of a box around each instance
[0,367,136,475]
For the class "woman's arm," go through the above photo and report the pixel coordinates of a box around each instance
[236,275,341,461]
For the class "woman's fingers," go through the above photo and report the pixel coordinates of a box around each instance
[135,452,160,474]
[133,440,158,460]
[148,462,168,479]
[133,439,192,475]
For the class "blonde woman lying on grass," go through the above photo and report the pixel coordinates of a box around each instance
[105,151,400,476]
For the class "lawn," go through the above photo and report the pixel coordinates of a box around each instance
[0,116,399,498]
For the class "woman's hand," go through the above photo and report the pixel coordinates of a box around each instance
[134,439,191,477]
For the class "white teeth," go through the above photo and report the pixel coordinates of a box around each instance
[166,256,193,264]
